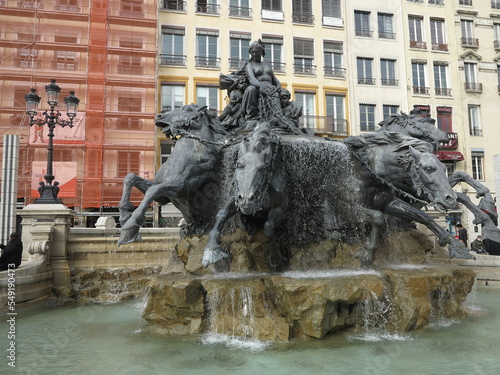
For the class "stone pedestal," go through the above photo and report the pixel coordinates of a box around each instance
[19,203,75,286]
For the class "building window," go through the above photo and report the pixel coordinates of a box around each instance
[378,13,394,39]
[497,66,500,93]
[161,0,186,11]
[380,59,397,86]
[161,26,185,66]
[292,0,314,24]
[229,0,251,17]
[120,0,144,17]
[409,16,426,49]
[461,19,477,46]
[262,35,284,73]
[494,23,500,48]
[360,104,376,131]
[322,0,341,18]
[196,86,219,111]
[468,105,482,136]
[430,18,448,51]
[229,32,251,70]
[118,55,142,74]
[354,10,371,37]
[54,50,77,70]
[493,0,500,9]
[357,57,374,85]
[471,152,484,181]
[323,41,344,78]
[262,0,281,11]
[161,85,185,112]
[293,38,315,74]
[117,151,140,178]
[434,63,450,96]
[437,107,452,132]
[117,97,142,129]
[196,0,220,15]
[196,29,219,68]
[295,92,316,129]
[16,48,39,68]
[383,104,399,119]
[412,62,428,94]
[326,94,346,134]
[56,0,80,12]
[464,62,481,91]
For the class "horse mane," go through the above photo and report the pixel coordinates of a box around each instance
[345,131,433,154]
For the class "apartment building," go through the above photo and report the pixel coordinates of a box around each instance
[0,0,157,226]
[1,0,498,233]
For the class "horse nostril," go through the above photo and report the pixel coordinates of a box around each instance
[445,194,454,202]
[237,194,243,202]
[248,194,254,202]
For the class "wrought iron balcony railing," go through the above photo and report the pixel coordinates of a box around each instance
[160,0,186,11]
[195,56,221,68]
[228,58,247,70]
[358,77,376,85]
[459,0,473,5]
[378,31,396,39]
[160,54,186,66]
[465,82,482,92]
[470,128,482,136]
[269,61,286,73]
[461,37,479,47]
[381,79,398,86]
[432,43,448,51]
[355,29,373,37]
[324,66,346,78]
[294,64,316,75]
[435,87,452,96]
[298,116,348,136]
[410,40,427,49]
[413,86,430,95]
[196,3,220,15]
[229,5,251,17]
[292,12,314,24]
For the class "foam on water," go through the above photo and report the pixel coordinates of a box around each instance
[347,332,414,342]
[200,333,271,352]
[281,269,381,279]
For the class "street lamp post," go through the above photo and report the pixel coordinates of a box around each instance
[25,79,80,204]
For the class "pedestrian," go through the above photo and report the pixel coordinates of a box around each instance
[0,232,23,271]
[456,223,468,248]
[471,235,488,254]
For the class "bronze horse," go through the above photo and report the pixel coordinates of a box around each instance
[118,104,227,246]
[203,128,465,267]
[202,122,285,266]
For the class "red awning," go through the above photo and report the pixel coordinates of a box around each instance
[436,151,464,161]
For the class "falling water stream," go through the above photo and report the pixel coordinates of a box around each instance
[1,287,498,375]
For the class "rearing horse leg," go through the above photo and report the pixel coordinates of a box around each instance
[118,180,180,246]
[118,173,156,226]
[353,206,385,268]
[382,197,475,260]
[202,196,236,267]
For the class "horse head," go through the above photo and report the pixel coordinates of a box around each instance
[235,122,274,215]
[379,112,448,150]
[155,104,226,140]
[402,145,457,212]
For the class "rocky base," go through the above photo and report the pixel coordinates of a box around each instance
[49,266,163,305]
[143,265,476,342]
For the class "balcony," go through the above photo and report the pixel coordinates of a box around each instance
[381,79,398,86]
[54,4,81,12]
[432,43,448,51]
[470,128,482,136]
[18,1,45,9]
[160,0,186,11]
[294,64,316,75]
[459,0,472,5]
[229,5,251,17]
[435,87,452,96]
[195,56,221,68]
[269,61,286,73]
[410,40,427,49]
[160,54,186,66]
[413,86,430,95]
[292,12,314,24]
[298,116,348,136]
[429,0,444,5]
[465,82,482,92]
[228,58,247,70]
[378,31,396,39]
[355,29,373,37]
[118,65,144,75]
[14,58,40,68]
[52,61,78,70]
[461,37,479,47]
[324,66,346,78]
[358,77,376,85]
[196,2,219,15]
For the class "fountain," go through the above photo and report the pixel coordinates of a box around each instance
[115,40,484,342]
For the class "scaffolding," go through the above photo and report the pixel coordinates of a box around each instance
[0,0,158,224]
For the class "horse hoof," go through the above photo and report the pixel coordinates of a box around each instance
[202,248,228,267]
[117,225,142,246]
